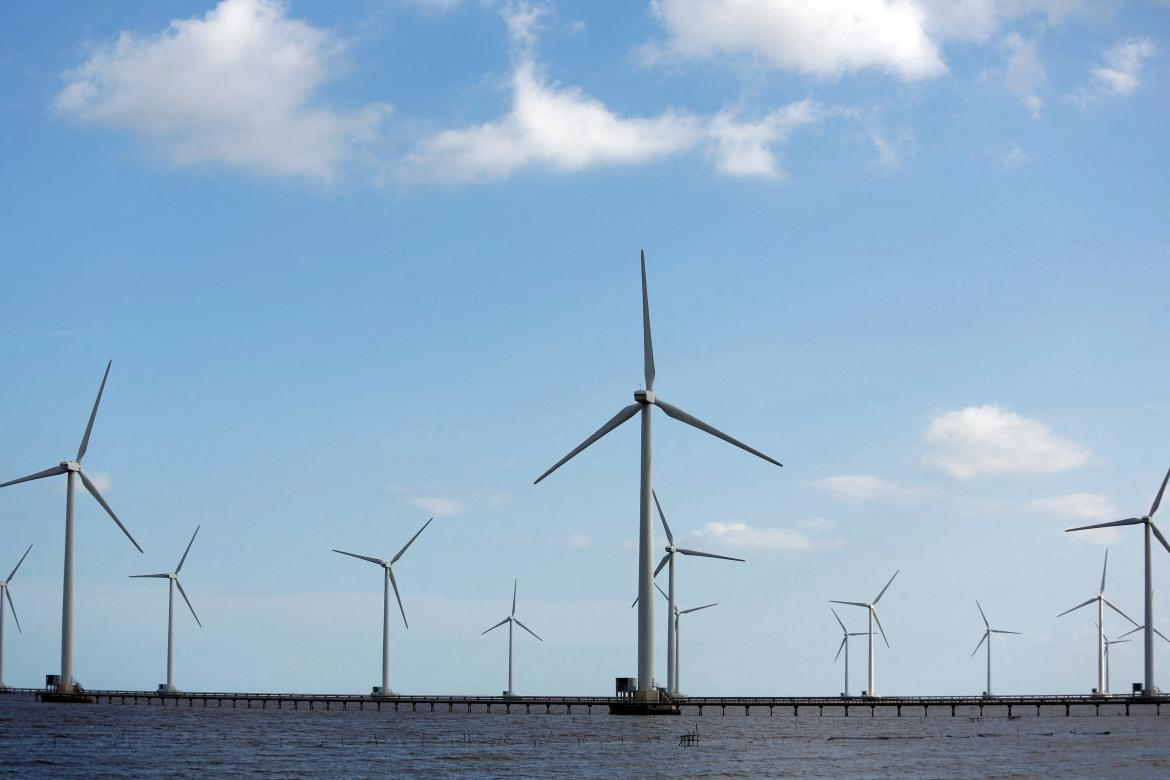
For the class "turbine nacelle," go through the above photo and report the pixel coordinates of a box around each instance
[634,390,655,405]
[62,461,80,472]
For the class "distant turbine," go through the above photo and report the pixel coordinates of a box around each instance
[130,526,202,692]
[831,607,869,697]
[669,593,716,697]
[333,516,432,696]
[1103,632,1131,694]
[534,251,783,703]
[831,570,898,697]
[1066,466,1170,695]
[970,600,1020,697]
[481,579,542,697]
[1057,550,1139,694]
[0,361,142,693]
[651,490,743,695]
[0,544,32,689]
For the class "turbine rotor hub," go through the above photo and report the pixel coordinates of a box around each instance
[634,390,655,404]
[62,461,80,472]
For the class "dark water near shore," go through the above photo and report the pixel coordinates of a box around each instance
[1,695,1168,778]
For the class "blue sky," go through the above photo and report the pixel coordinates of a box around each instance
[0,0,1168,697]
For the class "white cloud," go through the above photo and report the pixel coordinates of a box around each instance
[1030,492,1120,544]
[999,144,1028,169]
[399,0,466,16]
[691,521,813,551]
[1001,32,1046,117]
[563,533,592,548]
[54,0,388,183]
[814,474,914,502]
[918,0,1094,43]
[1090,38,1156,97]
[706,102,819,178]
[923,405,1091,479]
[407,495,465,516]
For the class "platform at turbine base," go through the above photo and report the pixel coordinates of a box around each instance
[40,691,95,704]
[608,701,681,715]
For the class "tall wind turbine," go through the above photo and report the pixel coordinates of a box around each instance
[1066,466,1170,695]
[0,544,32,689]
[0,361,142,693]
[130,526,202,692]
[1057,550,1139,694]
[831,607,868,697]
[481,579,542,697]
[333,516,432,696]
[651,490,743,695]
[970,600,1020,697]
[534,251,783,703]
[831,570,898,697]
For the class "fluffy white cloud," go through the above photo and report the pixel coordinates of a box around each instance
[1001,33,1046,117]
[706,102,819,177]
[407,495,465,516]
[1090,38,1156,97]
[55,0,388,183]
[923,405,1091,479]
[999,144,1027,169]
[1029,493,1120,543]
[814,474,914,502]
[691,521,813,550]
[918,0,1093,43]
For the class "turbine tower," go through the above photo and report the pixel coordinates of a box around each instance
[0,544,32,689]
[651,490,743,695]
[1066,466,1170,695]
[669,596,716,696]
[970,600,1020,698]
[333,516,432,696]
[481,579,542,696]
[1104,632,1131,694]
[1057,550,1139,694]
[534,251,783,704]
[0,361,143,693]
[831,607,868,697]
[831,570,898,697]
[130,526,202,692]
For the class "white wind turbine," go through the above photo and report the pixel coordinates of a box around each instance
[130,526,202,692]
[970,600,1020,697]
[481,579,542,697]
[830,570,898,697]
[1104,631,1131,694]
[831,607,868,697]
[1057,550,1139,694]
[0,361,143,693]
[0,544,33,689]
[668,592,716,697]
[1066,466,1170,695]
[534,251,783,703]
[333,516,432,696]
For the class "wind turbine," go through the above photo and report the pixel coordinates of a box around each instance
[1103,632,1131,694]
[830,570,898,697]
[1066,466,1170,695]
[333,516,432,696]
[0,544,32,689]
[670,595,716,697]
[534,251,783,703]
[651,490,743,695]
[481,579,542,697]
[970,600,1020,697]
[0,361,142,693]
[831,607,868,697]
[130,526,202,692]
[1057,550,1139,694]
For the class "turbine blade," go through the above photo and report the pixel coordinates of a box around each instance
[1119,625,1142,639]
[175,578,201,627]
[481,617,508,635]
[652,490,673,546]
[0,464,65,489]
[79,469,142,553]
[831,607,847,633]
[129,573,170,578]
[514,617,543,641]
[829,600,868,608]
[991,630,1021,635]
[1155,627,1170,643]
[388,567,408,629]
[176,525,200,574]
[1100,549,1108,595]
[7,543,33,582]
[1066,518,1143,533]
[391,517,433,564]
[1150,466,1170,517]
[654,398,783,468]
[630,596,638,608]
[834,635,846,662]
[5,588,21,634]
[873,570,899,604]
[976,600,989,629]
[77,360,112,463]
[512,579,517,617]
[533,403,641,484]
[641,250,655,392]
[1150,522,1170,556]
[871,608,890,648]
[653,553,670,578]
[1057,597,1097,618]
[680,603,717,614]
[676,548,745,562]
[1102,596,1141,628]
[655,582,669,601]
[971,631,987,657]
[332,549,385,566]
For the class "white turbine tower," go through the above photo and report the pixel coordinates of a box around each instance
[333,516,432,696]
[1057,550,1139,694]
[130,526,202,692]
[970,600,1020,698]
[651,490,743,696]
[831,607,868,697]
[669,595,716,696]
[0,544,33,690]
[830,570,898,697]
[1104,632,1131,694]
[481,579,542,697]
[0,361,143,694]
[534,251,783,705]
[1066,466,1170,695]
